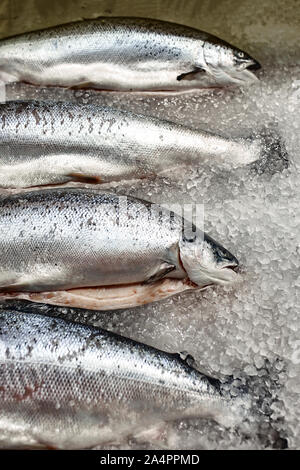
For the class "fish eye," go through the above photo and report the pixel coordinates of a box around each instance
[237,51,245,58]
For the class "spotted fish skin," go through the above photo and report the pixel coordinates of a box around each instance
[0,188,239,295]
[0,310,248,449]
[0,101,261,189]
[0,17,260,91]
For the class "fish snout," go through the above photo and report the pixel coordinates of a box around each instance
[214,261,239,284]
[204,235,240,283]
[203,42,261,85]
[221,260,240,273]
[218,261,240,284]
[205,234,239,268]
[246,58,261,71]
[220,251,239,269]
[179,232,240,288]
[233,50,261,72]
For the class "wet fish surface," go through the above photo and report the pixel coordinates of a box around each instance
[0,100,280,189]
[0,17,260,91]
[0,188,238,309]
[0,310,249,449]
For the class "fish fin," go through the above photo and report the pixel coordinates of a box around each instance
[143,263,176,284]
[173,351,196,367]
[67,173,102,184]
[70,82,94,90]
[180,351,196,367]
[177,67,206,81]
[132,422,168,448]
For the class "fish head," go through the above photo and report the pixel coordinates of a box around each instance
[179,231,239,287]
[202,38,261,86]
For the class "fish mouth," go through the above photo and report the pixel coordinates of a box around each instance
[246,59,261,71]
[222,263,240,273]
[215,268,239,285]
[236,56,261,72]
[209,261,240,285]
[183,263,240,288]
[200,264,240,287]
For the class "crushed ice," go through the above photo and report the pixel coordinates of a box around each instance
[0,58,299,449]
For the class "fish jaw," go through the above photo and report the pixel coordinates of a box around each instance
[179,233,240,288]
[202,41,260,87]
[0,278,195,311]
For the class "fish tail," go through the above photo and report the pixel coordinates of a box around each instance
[220,358,288,448]
[249,125,289,175]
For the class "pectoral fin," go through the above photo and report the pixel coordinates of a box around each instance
[70,82,94,90]
[144,262,176,284]
[177,67,206,82]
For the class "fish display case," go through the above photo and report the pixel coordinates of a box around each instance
[0,0,299,450]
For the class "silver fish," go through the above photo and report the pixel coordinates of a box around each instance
[0,188,238,310]
[0,17,260,91]
[0,310,249,449]
[0,100,269,189]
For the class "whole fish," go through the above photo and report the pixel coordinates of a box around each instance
[0,17,260,91]
[0,310,249,449]
[0,188,238,310]
[0,100,278,189]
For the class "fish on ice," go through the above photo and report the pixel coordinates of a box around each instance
[0,310,250,449]
[0,17,261,91]
[0,188,239,310]
[0,101,287,189]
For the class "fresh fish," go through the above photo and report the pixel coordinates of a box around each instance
[0,188,238,310]
[0,100,283,189]
[0,310,249,449]
[0,17,261,91]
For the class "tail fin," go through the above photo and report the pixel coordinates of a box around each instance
[219,358,288,449]
[195,357,288,449]
[248,125,289,175]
